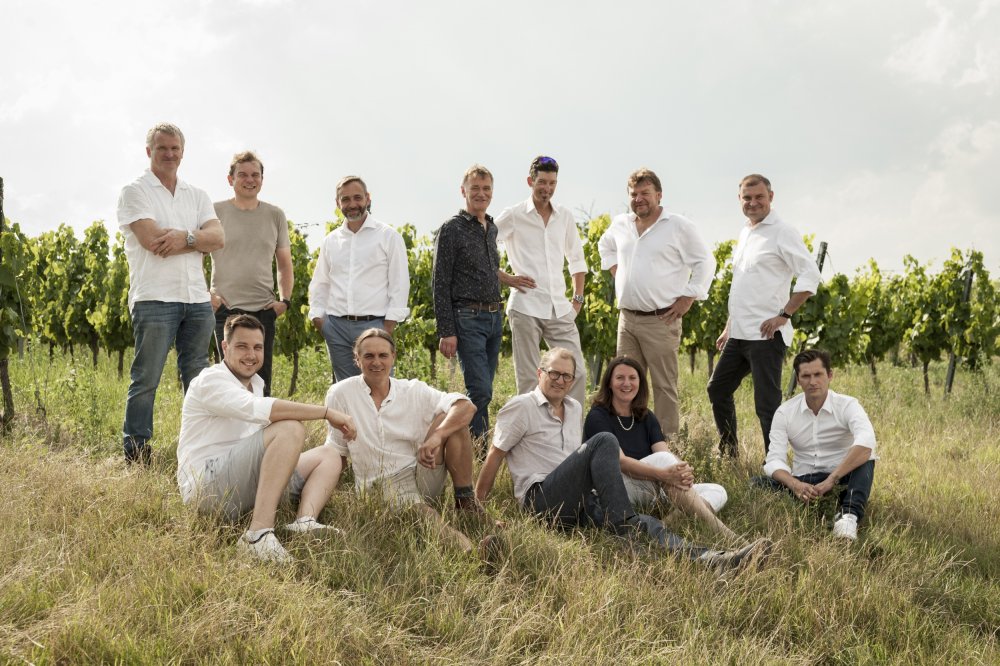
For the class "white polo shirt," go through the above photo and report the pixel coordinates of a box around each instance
[116,169,218,310]
[495,199,587,319]
[728,211,822,343]
[324,376,467,489]
[176,363,277,502]
[307,215,410,322]
[764,389,878,478]
[597,210,714,311]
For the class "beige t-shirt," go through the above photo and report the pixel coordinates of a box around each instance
[210,200,290,310]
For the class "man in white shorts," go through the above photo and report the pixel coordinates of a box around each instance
[324,328,487,552]
[177,314,356,563]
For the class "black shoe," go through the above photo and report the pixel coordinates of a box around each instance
[124,437,152,466]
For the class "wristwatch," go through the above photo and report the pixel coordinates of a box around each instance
[185,231,195,247]
[572,294,585,304]
[778,310,792,319]
[280,298,291,309]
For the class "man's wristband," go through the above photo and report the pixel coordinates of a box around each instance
[778,310,792,319]
[572,294,584,304]
[280,298,291,308]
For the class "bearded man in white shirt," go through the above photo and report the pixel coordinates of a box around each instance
[597,168,714,439]
[117,123,225,465]
[495,156,588,406]
[309,176,410,382]
[707,174,821,458]
[177,315,357,563]
[324,328,487,553]
[753,349,877,541]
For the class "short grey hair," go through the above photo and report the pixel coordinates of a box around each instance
[146,123,185,149]
[539,347,576,373]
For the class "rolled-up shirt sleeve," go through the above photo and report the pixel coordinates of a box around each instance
[597,222,619,271]
[763,404,793,478]
[565,220,587,276]
[117,184,153,230]
[779,226,822,295]
[323,385,350,457]
[681,224,715,301]
[493,399,528,453]
[844,398,877,453]
[385,230,411,322]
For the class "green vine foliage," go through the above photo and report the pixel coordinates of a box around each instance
[682,240,734,372]
[577,215,618,388]
[88,233,133,377]
[394,223,439,378]
[76,222,110,365]
[0,222,33,362]
[273,223,320,395]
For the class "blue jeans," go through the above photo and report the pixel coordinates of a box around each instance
[707,333,787,456]
[214,306,277,396]
[527,433,700,555]
[454,308,502,439]
[123,301,214,460]
[320,315,386,383]
[751,460,876,521]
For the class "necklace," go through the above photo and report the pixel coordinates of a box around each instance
[616,412,635,431]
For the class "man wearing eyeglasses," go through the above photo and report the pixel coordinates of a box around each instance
[209,151,292,397]
[432,165,502,440]
[495,156,588,406]
[598,168,714,440]
[476,348,769,569]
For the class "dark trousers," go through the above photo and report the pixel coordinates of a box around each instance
[707,334,786,456]
[526,433,697,554]
[752,460,876,521]
[214,306,277,397]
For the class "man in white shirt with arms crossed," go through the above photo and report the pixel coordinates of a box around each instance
[496,155,588,406]
[309,176,410,383]
[597,168,714,439]
[753,349,877,540]
[708,173,821,457]
[117,122,224,465]
[177,315,356,562]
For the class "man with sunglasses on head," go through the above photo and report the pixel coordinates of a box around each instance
[494,156,588,406]
[476,348,769,570]
[309,175,410,383]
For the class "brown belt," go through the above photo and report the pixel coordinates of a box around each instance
[457,301,503,313]
[621,306,670,317]
[339,314,380,321]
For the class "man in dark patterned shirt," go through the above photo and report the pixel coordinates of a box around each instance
[432,164,503,441]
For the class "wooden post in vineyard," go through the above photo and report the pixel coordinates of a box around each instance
[785,241,828,397]
[944,260,974,396]
[0,176,15,430]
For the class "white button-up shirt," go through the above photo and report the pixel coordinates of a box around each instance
[495,199,587,319]
[324,376,467,489]
[764,389,877,478]
[493,389,583,505]
[728,211,822,343]
[176,363,277,502]
[597,210,714,311]
[307,215,410,322]
[116,169,218,310]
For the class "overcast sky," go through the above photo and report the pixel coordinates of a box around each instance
[2,0,997,276]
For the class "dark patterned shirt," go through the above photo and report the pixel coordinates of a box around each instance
[432,210,501,338]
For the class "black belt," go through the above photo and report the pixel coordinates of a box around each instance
[621,306,670,317]
[338,314,380,321]
[457,301,502,312]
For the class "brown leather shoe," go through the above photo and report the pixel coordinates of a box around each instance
[455,495,488,515]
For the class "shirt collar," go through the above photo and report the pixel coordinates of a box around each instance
[798,389,837,414]
[338,214,377,235]
[627,208,670,230]
[458,209,494,226]
[747,210,781,228]
[142,168,188,191]
[522,198,560,218]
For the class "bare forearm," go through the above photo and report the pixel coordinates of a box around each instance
[475,447,506,501]
[783,291,813,315]
[572,272,585,296]
[827,446,872,484]
[432,401,476,441]
[269,400,328,423]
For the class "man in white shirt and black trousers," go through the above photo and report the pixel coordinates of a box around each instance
[708,173,821,458]
[598,168,714,440]
[753,348,877,541]
[177,314,357,563]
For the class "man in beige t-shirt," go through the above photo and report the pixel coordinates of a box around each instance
[210,151,293,396]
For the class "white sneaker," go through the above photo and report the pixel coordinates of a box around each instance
[832,514,859,540]
[284,517,342,534]
[239,530,292,563]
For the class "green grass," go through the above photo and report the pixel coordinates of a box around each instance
[1,345,998,664]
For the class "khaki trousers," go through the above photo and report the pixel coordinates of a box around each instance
[616,310,682,437]
[509,309,587,407]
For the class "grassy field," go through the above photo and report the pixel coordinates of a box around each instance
[1,345,998,664]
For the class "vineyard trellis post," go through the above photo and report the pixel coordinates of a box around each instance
[785,241,828,397]
[943,260,974,396]
[1,176,15,430]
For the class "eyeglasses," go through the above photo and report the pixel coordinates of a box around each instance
[542,368,575,383]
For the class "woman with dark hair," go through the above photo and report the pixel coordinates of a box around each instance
[585,356,737,540]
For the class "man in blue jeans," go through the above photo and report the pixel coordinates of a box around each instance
[476,348,770,570]
[432,165,503,441]
[753,349,878,541]
[116,123,224,464]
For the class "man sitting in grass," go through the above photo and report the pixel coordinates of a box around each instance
[753,348,878,540]
[177,314,356,563]
[323,328,488,553]
[476,347,770,570]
